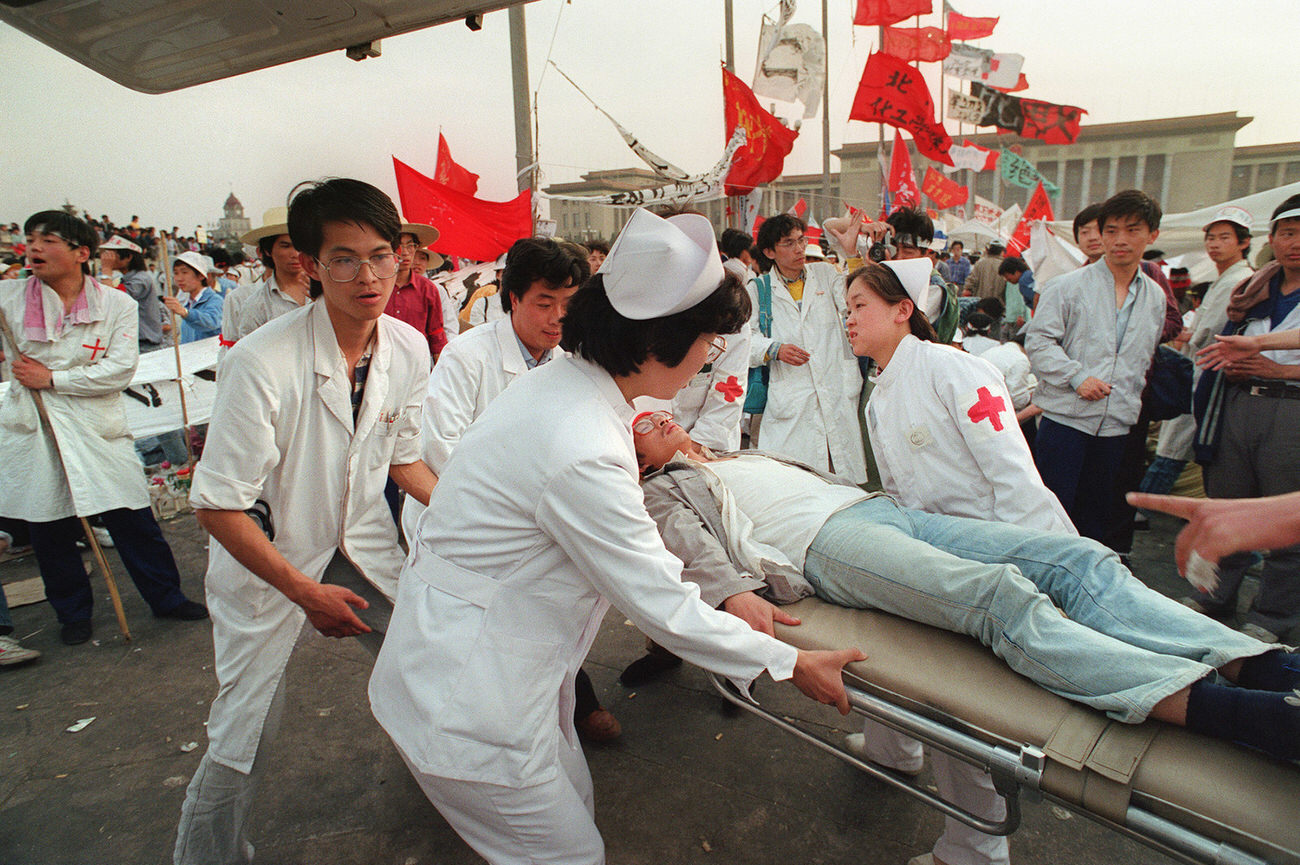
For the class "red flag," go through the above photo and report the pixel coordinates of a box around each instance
[921,166,969,210]
[723,67,799,195]
[946,12,998,40]
[1018,99,1086,144]
[991,73,1029,93]
[883,26,951,62]
[434,133,479,195]
[392,156,532,262]
[888,130,921,209]
[854,0,932,26]
[786,198,808,218]
[1006,181,1054,257]
[849,52,953,165]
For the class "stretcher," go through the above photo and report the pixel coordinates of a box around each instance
[710,597,1300,865]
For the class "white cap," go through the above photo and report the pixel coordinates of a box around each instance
[1270,207,1300,229]
[805,242,825,260]
[882,257,934,315]
[174,250,214,278]
[599,209,726,320]
[1202,205,1253,233]
[100,235,143,254]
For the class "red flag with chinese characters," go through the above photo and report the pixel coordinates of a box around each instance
[1018,99,1086,144]
[723,67,799,195]
[946,12,998,40]
[434,133,479,195]
[392,156,532,262]
[1006,181,1054,257]
[922,166,969,209]
[992,73,1029,93]
[853,0,932,26]
[883,26,951,62]
[888,130,921,208]
[849,52,953,165]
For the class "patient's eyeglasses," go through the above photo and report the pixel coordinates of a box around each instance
[632,410,673,436]
[705,335,727,364]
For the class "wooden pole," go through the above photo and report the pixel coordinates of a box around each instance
[156,238,195,466]
[0,309,132,641]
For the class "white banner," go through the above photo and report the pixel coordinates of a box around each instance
[979,53,1024,90]
[753,19,826,120]
[943,44,992,81]
[947,89,986,124]
[973,195,1003,226]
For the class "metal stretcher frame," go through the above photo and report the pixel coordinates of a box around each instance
[709,672,1275,865]
[709,598,1300,865]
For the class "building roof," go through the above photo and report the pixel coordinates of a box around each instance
[1233,141,1300,160]
[543,167,666,195]
[834,111,1255,159]
[224,192,242,209]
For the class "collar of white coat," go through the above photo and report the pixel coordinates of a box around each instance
[26,275,109,343]
[569,356,639,428]
[494,313,530,375]
[310,295,389,380]
[873,332,921,389]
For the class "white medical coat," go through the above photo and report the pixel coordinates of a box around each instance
[398,314,539,542]
[745,263,866,483]
[0,277,149,521]
[371,356,798,787]
[867,334,1074,535]
[671,327,751,452]
[191,300,427,773]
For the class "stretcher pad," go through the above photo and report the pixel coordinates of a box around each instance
[765,597,1300,864]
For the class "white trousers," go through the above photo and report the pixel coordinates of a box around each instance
[860,721,1010,865]
[400,737,602,865]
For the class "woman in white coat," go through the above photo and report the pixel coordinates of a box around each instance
[371,209,862,865]
[844,259,1072,865]
[0,211,205,646]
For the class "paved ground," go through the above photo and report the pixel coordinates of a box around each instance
[0,509,1275,865]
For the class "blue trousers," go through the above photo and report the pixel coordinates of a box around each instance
[804,498,1271,723]
[1033,416,1129,545]
[27,507,188,624]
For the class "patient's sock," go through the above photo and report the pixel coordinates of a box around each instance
[1234,650,1300,693]
[1185,678,1300,761]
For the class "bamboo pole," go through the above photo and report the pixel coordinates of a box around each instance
[0,308,131,641]
[155,237,195,467]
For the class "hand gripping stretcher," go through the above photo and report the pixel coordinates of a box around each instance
[708,597,1300,865]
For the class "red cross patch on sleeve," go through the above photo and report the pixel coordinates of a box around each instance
[714,375,744,403]
[967,386,1006,431]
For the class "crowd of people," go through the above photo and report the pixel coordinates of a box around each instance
[1,181,1298,865]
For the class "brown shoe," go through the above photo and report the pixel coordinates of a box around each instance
[576,707,621,743]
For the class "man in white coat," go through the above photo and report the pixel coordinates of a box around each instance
[173,179,438,865]
[0,211,206,647]
[371,208,862,865]
[217,207,310,367]
[747,213,866,483]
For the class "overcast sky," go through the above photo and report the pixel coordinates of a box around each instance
[1,0,1295,231]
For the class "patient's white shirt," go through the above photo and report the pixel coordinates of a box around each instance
[700,454,867,573]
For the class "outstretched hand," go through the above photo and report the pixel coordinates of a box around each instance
[299,582,371,638]
[791,647,866,715]
[1127,491,1300,579]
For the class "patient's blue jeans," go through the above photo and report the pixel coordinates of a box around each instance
[803,498,1271,723]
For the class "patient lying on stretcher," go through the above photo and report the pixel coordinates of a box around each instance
[631,411,1300,762]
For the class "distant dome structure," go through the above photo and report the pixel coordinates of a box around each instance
[211,191,251,249]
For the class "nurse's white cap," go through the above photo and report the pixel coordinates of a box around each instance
[882,257,933,315]
[99,235,143,254]
[599,208,725,320]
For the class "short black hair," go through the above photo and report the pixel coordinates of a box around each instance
[1269,193,1300,233]
[998,257,1027,277]
[975,295,1005,318]
[560,272,750,377]
[949,239,964,251]
[286,177,401,261]
[1098,189,1161,232]
[586,240,610,256]
[885,207,934,245]
[986,242,1005,257]
[1072,203,1103,242]
[24,210,98,275]
[257,235,283,270]
[755,213,804,256]
[500,237,589,314]
[964,311,996,336]
[719,228,752,260]
[208,247,231,267]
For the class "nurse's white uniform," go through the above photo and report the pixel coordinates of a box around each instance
[371,356,798,865]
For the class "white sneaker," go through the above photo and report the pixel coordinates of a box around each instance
[91,526,114,548]
[907,854,935,865]
[844,733,924,776]
[1239,622,1281,644]
[0,634,41,666]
